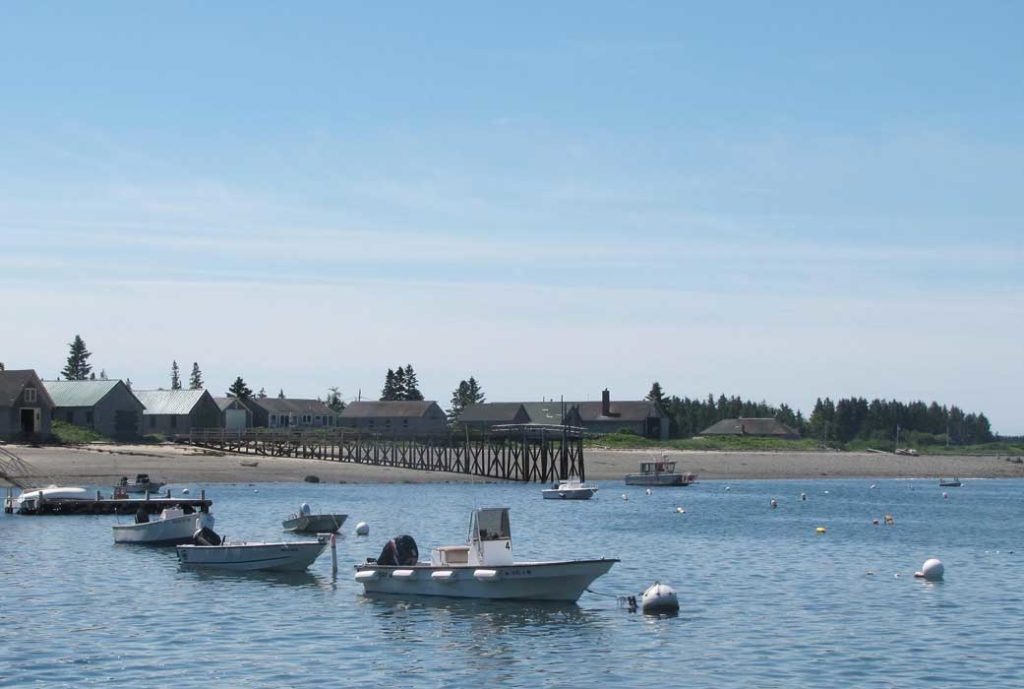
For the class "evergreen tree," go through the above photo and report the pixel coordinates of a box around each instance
[258,387,267,399]
[278,389,286,399]
[403,364,423,401]
[645,382,667,415]
[392,367,408,399]
[99,369,108,380]
[125,378,132,390]
[447,376,485,424]
[170,361,182,390]
[380,369,397,401]
[61,335,92,380]
[228,376,254,402]
[189,362,204,390]
[326,386,346,413]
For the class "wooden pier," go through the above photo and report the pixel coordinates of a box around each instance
[182,424,586,483]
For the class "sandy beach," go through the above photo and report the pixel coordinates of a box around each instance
[3,442,1023,487]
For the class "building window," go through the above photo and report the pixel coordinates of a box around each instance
[303,414,312,424]
[24,387,37,403]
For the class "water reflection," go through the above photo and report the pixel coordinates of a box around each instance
[181,567,335,590]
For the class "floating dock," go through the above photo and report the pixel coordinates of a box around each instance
[10,490,211,516]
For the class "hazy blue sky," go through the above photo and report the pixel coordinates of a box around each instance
[2,2,1021,432]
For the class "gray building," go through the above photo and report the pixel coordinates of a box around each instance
[457,402,530,433]
[214,396,253,431]
[0,369,54,440]
[701,417,800,439]
[340,401,448,436]
[133,389,222,435]
[44,379,145,438]
[247,397,339,429]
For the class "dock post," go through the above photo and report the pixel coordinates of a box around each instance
[330,533,338,576]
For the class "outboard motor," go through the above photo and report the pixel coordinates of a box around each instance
[300,502,312,516]
[193,526,222,546]
[376,534,419,566]
[134,509,150,524]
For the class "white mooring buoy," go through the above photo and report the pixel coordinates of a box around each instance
[181,488,190,495]
[354,521,370,536]
[914,558,944,581]
[641,582,679,615]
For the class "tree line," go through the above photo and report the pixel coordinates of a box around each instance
[645,382,995,445]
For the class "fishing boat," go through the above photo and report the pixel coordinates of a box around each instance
[177,530,329,572]
[353,507,618,601]
[116,474,165,494]
[939,477,962,487]
[15,485,89,512]
[541,477,598,500]
[624,459,696,486]
[113,505,214,546]
[282,503,348,533]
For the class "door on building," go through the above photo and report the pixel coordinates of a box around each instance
[225,409,247,431]
[20,408,36,435]
[115,411,139,436]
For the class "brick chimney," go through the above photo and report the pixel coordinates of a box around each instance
[602,388,610,416]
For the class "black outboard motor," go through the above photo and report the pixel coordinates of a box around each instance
[192,526,222,546]
[134,509,150,524]
[376,534,418,566]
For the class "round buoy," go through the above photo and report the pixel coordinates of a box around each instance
[816,526,826,534]
[914,558,944,581]
[870,484,877,489]
[354,521,369,536]
[725,486,731,491]
[675,506,685,514]
[622,494,628,501]
[645,489,652,496]
[800,492,807,501]
[181,488,190,495]
[640,582,679,615]
[872,519,880,525]
[942,492,949,499]
[770,498,778,509]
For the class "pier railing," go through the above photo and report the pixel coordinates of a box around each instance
[179,424,586,483]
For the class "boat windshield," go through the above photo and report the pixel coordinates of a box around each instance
[473,508,510,541]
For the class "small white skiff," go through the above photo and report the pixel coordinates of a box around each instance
[542,477,598,500]
[113,506,214,546]
[15,485,89,512]
[177,533,329,572]
[354,507,617,601]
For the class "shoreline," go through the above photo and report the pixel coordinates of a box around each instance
[3,442,1024,486]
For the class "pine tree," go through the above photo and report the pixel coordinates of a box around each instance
[170,361,182,390]
[447,376,485,424]
[99,369,108,380]
[228,377,254,401]
[326,386,345,413]
[403,364,423,401]
[278,389,286,399]
[61,335,93,380]
[393,367,408,400]
[645,382,667,414]
[258,387,267,399]
[380,369,397,401]
[189,362,204,390]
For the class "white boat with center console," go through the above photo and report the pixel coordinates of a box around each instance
[282,503,348,533]
[541,477,598,500]
[116,473,165,495]
[353,507,618,601]
[177,529,329,572]
[113,505,214,546]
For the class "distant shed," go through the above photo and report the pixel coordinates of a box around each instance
[44,379,144,438]
[700,417,801,439]
[0,369,54,440]
[133,389,222,435]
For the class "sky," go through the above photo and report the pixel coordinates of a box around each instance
[1,2,1021,433]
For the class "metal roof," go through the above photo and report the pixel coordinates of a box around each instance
[43,379,123,408]
[213,396,251,412]
[248,398,336,415]
[133,389,211,415]
[459,403,528,423]
[701,417,800,437]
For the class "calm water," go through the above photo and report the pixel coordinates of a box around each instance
[2,478,1022,688]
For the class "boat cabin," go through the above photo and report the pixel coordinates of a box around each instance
[639,460,676,476]
[430,507,514,567]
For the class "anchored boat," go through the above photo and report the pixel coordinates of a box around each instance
[177,530,330,572]
[116,474,166,495]
[624,459,696,486]
[282,503,348,534]
[113,505,213,546]
[541,477,598,500]
[353,507,618,601]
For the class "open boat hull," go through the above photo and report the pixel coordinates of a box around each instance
[177,539,328,572]
[354,558,618,602]
[282,513,348,534]
[113,512,213,546]
[624,473,695,486]
[541,487,597,500]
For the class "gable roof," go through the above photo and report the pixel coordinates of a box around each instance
[520,402,573,425]
[248,398,335,415]
[575,400,662,422]
[701,417,800,437]
[133,389,212,415]
[341,401,440,419]
[458,403,527,423]
[0,370,53,408]
[213,396,252,412]
[44,379,127,408]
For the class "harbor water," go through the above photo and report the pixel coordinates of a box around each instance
[2,478,1022,688]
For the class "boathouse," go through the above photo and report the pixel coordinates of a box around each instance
[214,396,253,431]
[44,379,145,438]
[247,397,339,429]
[133,389,222,435]
[0,369,54,440]
[340,401,448,436]
[457,402,531,433]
